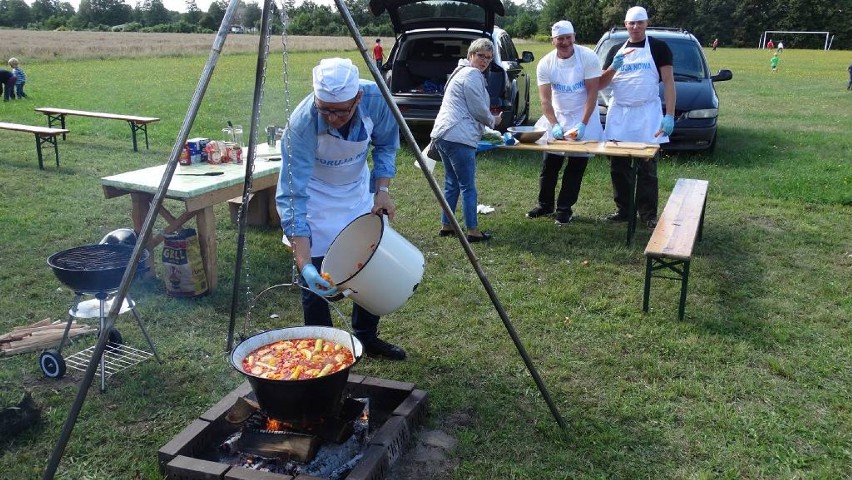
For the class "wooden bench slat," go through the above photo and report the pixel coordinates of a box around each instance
[645,179,708,260]
[0,122,69,135]
[35,107,159,123]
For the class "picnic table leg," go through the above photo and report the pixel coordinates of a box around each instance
[142,124,149,150]
[46,114,67,140]
[128,122,139,152]
[50,135,60,167]
[678,260,691,320]
[130,192,156,279]
[33,133,44,170]
[625,157,638,246]
[643,256,653,312]
[194,207,218,290]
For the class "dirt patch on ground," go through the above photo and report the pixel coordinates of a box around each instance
[386,409,475,479]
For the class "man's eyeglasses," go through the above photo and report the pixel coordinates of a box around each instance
[315,100,356,118]
[475,52,493,62]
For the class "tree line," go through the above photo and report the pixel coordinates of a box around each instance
[1,0,847,50]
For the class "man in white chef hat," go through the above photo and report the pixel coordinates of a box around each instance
[276,57,406,360]
[599,6,676,230]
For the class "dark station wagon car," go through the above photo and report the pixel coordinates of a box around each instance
[368,0,534,131]
[594,27,733,152]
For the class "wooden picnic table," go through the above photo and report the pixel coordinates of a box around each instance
[101,159,281,290]
[501,139,660,245]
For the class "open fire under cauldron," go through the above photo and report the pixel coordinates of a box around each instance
[230,327,364,423]
[47,243,149,293]
[159,376,429,480]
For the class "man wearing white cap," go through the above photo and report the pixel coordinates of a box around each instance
[276,57,406,360]
[600,5,675,229]
[526,20,605,226]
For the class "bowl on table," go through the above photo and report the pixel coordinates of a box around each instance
[507,126,546,143]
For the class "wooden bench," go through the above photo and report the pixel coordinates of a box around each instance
[34,107,160,152]
[643,178,709,320]
[0,122,70,169]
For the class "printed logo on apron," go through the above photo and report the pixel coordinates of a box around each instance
[604,38,668,144]
[307,116,375,256]
[534,50,604,147]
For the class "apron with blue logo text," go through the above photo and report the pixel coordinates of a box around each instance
[536,51,605,145]
[306,116,374,257]
[604,38,668,144]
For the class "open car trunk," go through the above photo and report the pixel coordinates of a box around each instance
[382,34,509,125]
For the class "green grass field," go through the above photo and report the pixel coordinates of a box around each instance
[0,43,850,479]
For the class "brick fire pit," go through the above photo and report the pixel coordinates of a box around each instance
[158,374,428,480]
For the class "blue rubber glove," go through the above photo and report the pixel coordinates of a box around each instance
[660,114,675,136]
[301,264,338,297]
[551,123,564,140]
[573,122,586,141]
[611,52,625,71]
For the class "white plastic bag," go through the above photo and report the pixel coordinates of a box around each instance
[414,141,438,174]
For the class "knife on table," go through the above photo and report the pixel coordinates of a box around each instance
[176,172,224,176]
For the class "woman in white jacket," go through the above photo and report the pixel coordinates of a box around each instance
[431,38,501,243]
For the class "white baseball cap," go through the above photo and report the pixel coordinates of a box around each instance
[551,21,575,38]
[625,6,649,22]
[312,58,360,103]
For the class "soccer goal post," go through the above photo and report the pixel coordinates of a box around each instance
[759,31,831,50]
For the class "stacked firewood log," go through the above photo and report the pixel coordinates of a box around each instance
[0,319,95,356]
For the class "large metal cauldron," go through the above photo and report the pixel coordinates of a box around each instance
[230,326,364,422]
[47,244,150,293]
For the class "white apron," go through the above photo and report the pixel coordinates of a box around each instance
[535,52,605,152]
[604,38,668,144]
[306,117,374,257]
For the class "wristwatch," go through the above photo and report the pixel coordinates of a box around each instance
[378,186,390,193]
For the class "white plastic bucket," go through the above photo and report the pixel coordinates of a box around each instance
[322,213,425,316]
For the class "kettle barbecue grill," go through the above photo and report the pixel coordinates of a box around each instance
[41,243,161,392]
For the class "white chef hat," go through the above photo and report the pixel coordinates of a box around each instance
[312,58,360,103]
[551,21,575,37]
[625,6,649,21]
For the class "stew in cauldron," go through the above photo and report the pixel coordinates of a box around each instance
[241,338,355,381]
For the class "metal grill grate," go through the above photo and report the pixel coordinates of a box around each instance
[49,244,135,271]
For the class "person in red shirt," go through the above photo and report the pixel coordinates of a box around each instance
[766,39,774,49]
[373,39,384,68]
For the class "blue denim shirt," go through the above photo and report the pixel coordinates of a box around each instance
[276,80,399,239]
